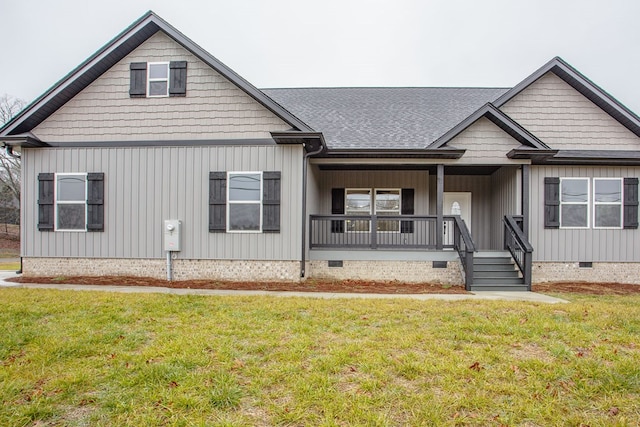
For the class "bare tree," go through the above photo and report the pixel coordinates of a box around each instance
[0,94,26,232]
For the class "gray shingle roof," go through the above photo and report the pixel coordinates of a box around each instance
[262,87,510,149]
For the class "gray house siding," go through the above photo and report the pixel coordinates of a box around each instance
[501,72,640,150]
[22,144,304,261]
[530,165,640,262]
[490,166,521,249]
[32,32,291,142]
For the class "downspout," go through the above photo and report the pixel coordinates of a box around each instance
[300,142,324,278]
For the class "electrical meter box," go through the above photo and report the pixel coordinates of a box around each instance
[164,220,181,251]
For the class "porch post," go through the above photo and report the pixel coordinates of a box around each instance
[521,164,530,237]
[436,164,444,249]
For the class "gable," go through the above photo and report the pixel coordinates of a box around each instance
[32,32,291,142]
[501,72,640,150]
[446,117,528,164]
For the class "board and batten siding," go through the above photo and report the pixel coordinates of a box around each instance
[490,166,521,249]
[501,72,640,150]
[32,32,291,142]
[530,165,640,262]
[22,145,304,260]
[315,169,430,215]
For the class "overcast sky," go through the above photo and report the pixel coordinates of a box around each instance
[2,0,640,114]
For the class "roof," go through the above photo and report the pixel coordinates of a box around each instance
[263,87,509,149]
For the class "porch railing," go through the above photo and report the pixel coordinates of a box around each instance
[503,215,533,290]
[309,215,458,249]
[309,214,476,288]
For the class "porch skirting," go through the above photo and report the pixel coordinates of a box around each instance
[308,260,464,285]
[21,258,302,282]
[533,262,640,285]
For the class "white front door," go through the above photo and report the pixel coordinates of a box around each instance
[443,192,472,244]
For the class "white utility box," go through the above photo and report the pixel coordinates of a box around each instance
[164,220,182,251]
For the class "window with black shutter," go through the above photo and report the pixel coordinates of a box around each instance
[624,177,639,229]
[38,172,104,232]
[130,61,187,98]
[209,171,281,233]
[544,177,560,228]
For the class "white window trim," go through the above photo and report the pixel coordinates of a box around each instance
[227,171,263,233]
[147,62,169,98]
[593,177,623,230]
[344,188,402,233]
[374,188,401,233]
[54,172,88,232]
[559,177,590,229]
[345,188,373,233]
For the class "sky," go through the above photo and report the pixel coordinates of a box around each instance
[1,0,640,114]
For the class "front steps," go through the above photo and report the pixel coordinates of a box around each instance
[470,251,528,292]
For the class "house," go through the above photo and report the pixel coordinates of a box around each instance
[2,11,640,291]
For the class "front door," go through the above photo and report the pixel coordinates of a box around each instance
[443,192,472,244]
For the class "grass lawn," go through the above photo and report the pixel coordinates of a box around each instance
[0,262,20,271]
[0,289,638,426]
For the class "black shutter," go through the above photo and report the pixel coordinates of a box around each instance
[86,173,105,232]
[37,173,54,231]
[262,171,281,233]
[401,188,414,233]
[169,61,187,97]
[331,188,345,233]
[544,177,560,228]
[129,62,147,97]
[624,177,639,229]
[209,172,226,232]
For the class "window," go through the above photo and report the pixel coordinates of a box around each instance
[345,189,371,232]
[129,61,187,98]
[56,174,87,231]
[147,62,169,97]
[593,178,622,228]
[560,178,589,228]
[228,172,262,231]
[375,189,400,232]
[344,189,401,232]
[38,173,104,232]
[209,171,281,233]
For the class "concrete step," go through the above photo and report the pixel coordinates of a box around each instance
[474,270,521,279]
[470,284,529,292]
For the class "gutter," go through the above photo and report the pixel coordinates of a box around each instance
[300,141,325,278]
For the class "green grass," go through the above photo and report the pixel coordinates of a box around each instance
[0,262,20,271]
[0,290,638,426]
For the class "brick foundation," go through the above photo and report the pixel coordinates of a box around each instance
[533,262,640,285]
[22,258,301,282]
[308,260,464,284]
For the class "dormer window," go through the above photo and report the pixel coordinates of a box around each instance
[148,62,169,97]
[129,61,187,98]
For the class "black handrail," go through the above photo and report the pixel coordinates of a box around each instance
[452,216,475,290]
[503,215,533,290]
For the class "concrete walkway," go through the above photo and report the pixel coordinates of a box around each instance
[0,271,568,304]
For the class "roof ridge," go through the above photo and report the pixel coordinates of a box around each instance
[262,86,511,90]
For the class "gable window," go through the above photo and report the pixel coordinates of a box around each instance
[148,62,169,97]
[560,178,589,228]
[228,172,262,231]
[37,172,104,232]
[130,61,187,98]
[209,171,281,233]
[593,178,622,228]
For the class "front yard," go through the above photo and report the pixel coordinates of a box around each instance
[1,289,638,426]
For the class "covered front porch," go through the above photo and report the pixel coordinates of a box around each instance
[306,162,533,290]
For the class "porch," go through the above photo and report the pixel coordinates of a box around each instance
[306,163,533,291]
